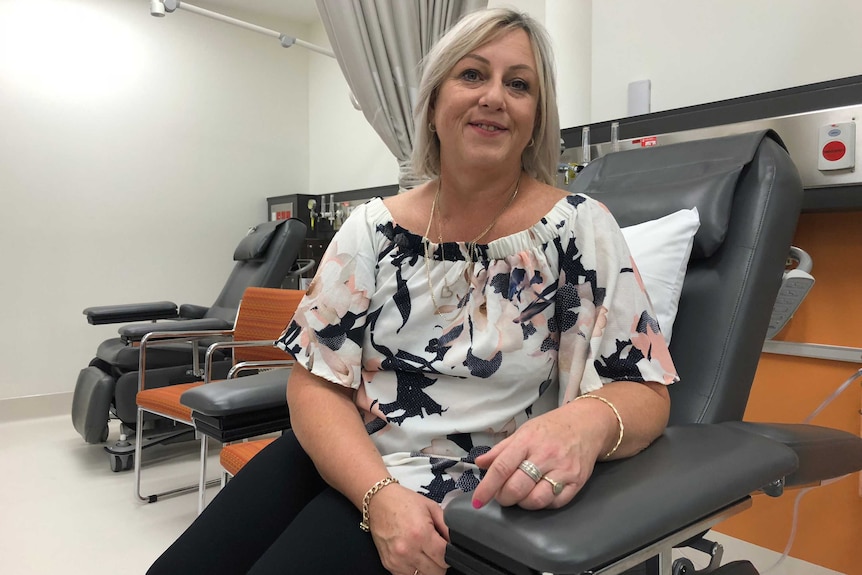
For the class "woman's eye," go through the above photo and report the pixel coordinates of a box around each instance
[460,69,481,82]
[509,79,529,91]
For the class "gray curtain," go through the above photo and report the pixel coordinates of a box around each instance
[316,0,487,189]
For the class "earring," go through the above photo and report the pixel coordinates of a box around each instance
[429,122,437,133]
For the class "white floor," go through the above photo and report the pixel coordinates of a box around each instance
[0,413,847,575]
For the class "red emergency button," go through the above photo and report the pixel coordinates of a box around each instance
[822,140,847,162]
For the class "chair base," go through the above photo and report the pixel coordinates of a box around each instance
[104,419,195,473]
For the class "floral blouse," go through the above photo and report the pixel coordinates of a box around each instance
[276,194,677,506]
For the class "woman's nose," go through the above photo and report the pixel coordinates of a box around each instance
[478,81,505,110]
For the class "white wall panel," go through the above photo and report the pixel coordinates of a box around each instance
[590,0,862,123]
[0,0,309,400]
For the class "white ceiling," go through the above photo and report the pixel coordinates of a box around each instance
[189,0,321,24]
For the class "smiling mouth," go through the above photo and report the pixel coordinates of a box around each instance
[470,122,506,132]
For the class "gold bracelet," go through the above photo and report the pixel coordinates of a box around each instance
[359,476,400,532]
[574,394,624,459]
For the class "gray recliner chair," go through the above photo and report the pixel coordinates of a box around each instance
[70,218,308,458]
[442,130,862,574]
[169,131,861,574]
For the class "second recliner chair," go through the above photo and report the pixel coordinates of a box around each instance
[70,218,308,471]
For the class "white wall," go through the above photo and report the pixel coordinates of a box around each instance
[590,0,862,122]
[0,0,310,401]
[489,0,592,128]
[4,0,862,405]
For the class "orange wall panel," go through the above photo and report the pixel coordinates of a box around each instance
[714,211,862,575]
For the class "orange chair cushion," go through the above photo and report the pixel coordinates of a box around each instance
[220,438,277,477]
[136,382,203,422]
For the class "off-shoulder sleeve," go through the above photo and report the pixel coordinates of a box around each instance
[555,196,678,406]
[275,202,379,389]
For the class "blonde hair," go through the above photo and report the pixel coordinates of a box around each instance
[411,8,560,185]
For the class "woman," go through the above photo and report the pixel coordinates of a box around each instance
[149,8,676,575]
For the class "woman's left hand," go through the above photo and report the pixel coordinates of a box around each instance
[471,405,613,510]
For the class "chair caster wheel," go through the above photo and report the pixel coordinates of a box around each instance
[673,558,695,575]
[109,453,134,473]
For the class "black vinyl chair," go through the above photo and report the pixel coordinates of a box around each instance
[70,218,308,461]
[442,130,862,575]
[163,131,861,574]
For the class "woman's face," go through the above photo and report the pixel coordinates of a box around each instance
[432,28,539,172]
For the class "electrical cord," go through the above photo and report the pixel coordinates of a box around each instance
[760,367,862,574]
[802,368,862,424]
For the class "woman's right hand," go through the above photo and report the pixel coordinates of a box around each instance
[368,484,450,575]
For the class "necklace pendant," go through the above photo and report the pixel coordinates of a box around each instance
[440,284,453,298]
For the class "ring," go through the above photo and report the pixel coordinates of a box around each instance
[541,474,565,495]
[518,459,542,483]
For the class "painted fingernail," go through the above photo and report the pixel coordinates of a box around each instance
[472,498,484,509]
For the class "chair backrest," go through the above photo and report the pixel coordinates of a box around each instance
[206,219,307,324]
[570,130,803,425]
[231,287,305,363]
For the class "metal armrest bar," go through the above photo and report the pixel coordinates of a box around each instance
[206,339,278,354]
[203,339,285,382]
[227,360,294,380]
[139,329,234,392]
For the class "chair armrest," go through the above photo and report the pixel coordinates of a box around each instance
[228,360,294,379]
[444,423,798,575]
[120,318,233,343]
[137,328,234,391]
[179,303,209,319]
[206,339,279,354]
[83,301,178,325]
[180,368,290,416]
[724,421,862,487]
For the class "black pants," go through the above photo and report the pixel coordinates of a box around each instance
[148,432,397,574]
[148,432,650,575]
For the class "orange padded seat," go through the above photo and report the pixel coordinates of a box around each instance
[220,438,277,477]
[136,382,203,422]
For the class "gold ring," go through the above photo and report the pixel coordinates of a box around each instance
[541,474,565,495]
[518,459,542,483]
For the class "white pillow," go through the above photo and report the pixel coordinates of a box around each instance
[621,208,700,344]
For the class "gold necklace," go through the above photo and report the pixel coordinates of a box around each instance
[423,174,522,318]
[423,183,460,319]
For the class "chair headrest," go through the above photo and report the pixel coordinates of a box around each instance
[571,130,786,260]
[233,220,287,262]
